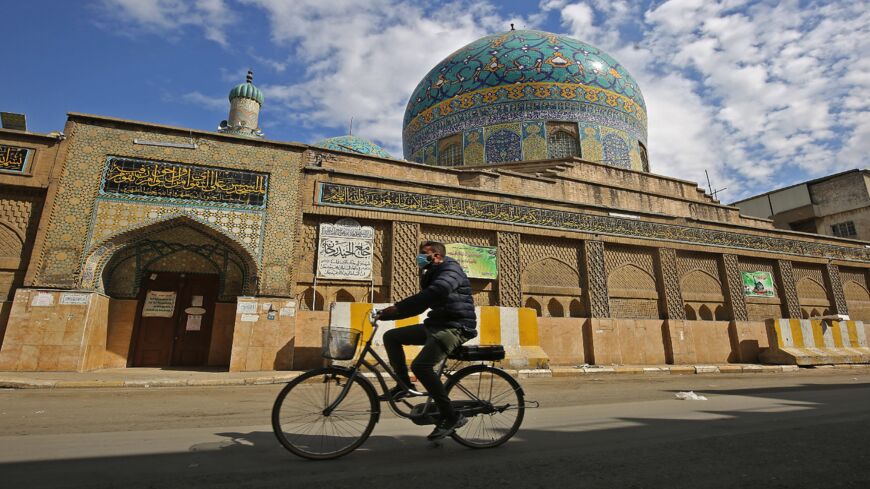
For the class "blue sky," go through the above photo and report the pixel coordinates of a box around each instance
[2,0,867,202]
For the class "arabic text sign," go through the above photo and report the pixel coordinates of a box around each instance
[446,243,498,279]
[317,223,374,280]
[742,271,776,297]
[101,157,268,207]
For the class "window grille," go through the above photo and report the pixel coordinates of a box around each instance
[438,143,463,166]
[831,221,857,237]
[547,130,580,159]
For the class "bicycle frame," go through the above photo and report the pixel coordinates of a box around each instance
[323,318,436,417]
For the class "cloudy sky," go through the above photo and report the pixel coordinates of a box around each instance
[2,0,867,201]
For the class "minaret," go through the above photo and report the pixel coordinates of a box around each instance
[218,70,264,138]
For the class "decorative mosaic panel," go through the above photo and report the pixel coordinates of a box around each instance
[32,121,301,296]
[405,99,646,160]
[316,183,870,263]
[722,254,748,320]
[0,144,34,173]
[601,130,631,169]
[391,221,420,301]
[521,121,547,160]
[657,248,685,319]
[579,125,603,161]
[89,199,264,259]
[497,232,521,307]
[484,123,522,163]
[582,240,609,317]
[100,156,268,208]
[463,128,485,165]
[825,262,848,315]
[102,226,254,301]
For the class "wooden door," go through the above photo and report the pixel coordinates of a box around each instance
[131,272,219,367]
[171,273,219,366]
[132,273,181,367]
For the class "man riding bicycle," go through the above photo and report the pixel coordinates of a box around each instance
[375,240,477,440]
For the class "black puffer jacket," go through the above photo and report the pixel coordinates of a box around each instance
[388,256,477,336]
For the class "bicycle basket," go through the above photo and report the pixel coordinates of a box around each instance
[320,327,361,360]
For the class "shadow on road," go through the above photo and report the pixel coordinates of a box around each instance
[3,382,870,489]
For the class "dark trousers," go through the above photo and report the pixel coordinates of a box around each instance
[382,324,468,421]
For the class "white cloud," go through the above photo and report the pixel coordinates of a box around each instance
[239,0,534,154]
[551,0,870,200]
[181,91,227,111]
[100,0,234,46]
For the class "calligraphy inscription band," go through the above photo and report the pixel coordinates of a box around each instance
[101,157,268,208]
[317,182,870,262]
[0,144,33,172]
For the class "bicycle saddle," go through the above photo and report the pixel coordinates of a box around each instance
[449,345,506,361]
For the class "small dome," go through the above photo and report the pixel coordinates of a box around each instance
[229,71,264,105]
[315,135,392,158]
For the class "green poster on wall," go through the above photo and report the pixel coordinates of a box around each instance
[445,243,498,279]
[742,271,775,297]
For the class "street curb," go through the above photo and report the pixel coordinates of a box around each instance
[0,364,862,389]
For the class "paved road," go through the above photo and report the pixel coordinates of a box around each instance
[1,369,869,488]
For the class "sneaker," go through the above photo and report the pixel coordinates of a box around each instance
[378,384,423,401]
[427,414,468,441]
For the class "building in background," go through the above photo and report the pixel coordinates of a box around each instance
[732,170,870,241]
[0,29,868,374]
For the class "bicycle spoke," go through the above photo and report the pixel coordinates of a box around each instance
[273,368,377,459]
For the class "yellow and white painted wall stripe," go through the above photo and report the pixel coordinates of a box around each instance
[327,303,548,368]
[764,319,870,365]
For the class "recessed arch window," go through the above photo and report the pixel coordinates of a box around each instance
[437,134,463,166]
[547,130,580,159]
[638,141,649,171]
[438,143,462,166]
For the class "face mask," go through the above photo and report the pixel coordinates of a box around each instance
[415,253,431,268]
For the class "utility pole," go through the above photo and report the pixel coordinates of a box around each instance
[705,170,727,201]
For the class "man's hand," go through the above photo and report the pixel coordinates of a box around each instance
[378,305,399,319]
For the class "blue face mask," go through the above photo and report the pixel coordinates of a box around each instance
[416,253,431,268]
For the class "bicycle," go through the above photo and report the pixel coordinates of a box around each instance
[271,312,536,460]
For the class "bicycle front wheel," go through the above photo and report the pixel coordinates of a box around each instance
[272,367,379,460]
[445,364,525,448]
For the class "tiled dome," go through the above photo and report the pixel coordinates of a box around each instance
[402,29,648,170]
[229,71,264,105]
[315,135,392,158]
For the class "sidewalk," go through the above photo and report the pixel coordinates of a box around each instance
[2,363,863,389]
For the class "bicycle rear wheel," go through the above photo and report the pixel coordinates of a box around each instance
[444,364,524,448]
[272,367,379,460]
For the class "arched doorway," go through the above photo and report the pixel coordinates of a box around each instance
[83,216,258,368]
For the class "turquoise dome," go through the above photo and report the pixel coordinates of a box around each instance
[229,76,264,105]
[402,29,649,170]
[315,135,392,158]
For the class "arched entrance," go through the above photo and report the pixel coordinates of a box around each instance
[81,216,258,368]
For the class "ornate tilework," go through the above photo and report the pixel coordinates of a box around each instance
[601,132,631,169]
[317,182,870,263]
[484,123,522,163]
[463,128,485,165]
[88,199,264,259]
[522,121,547,160]
[777,260,803,317]
[497,232,521,307]
[583,240,609,317]
[722,254,748,321]
[0,144,34,173]
[314,135,392,158]
[402,29,648,165]
[100,157,268,208]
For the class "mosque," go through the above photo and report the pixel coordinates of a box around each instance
[0,29,868,372]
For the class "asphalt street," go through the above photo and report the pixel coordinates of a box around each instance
[1,369,869,488]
